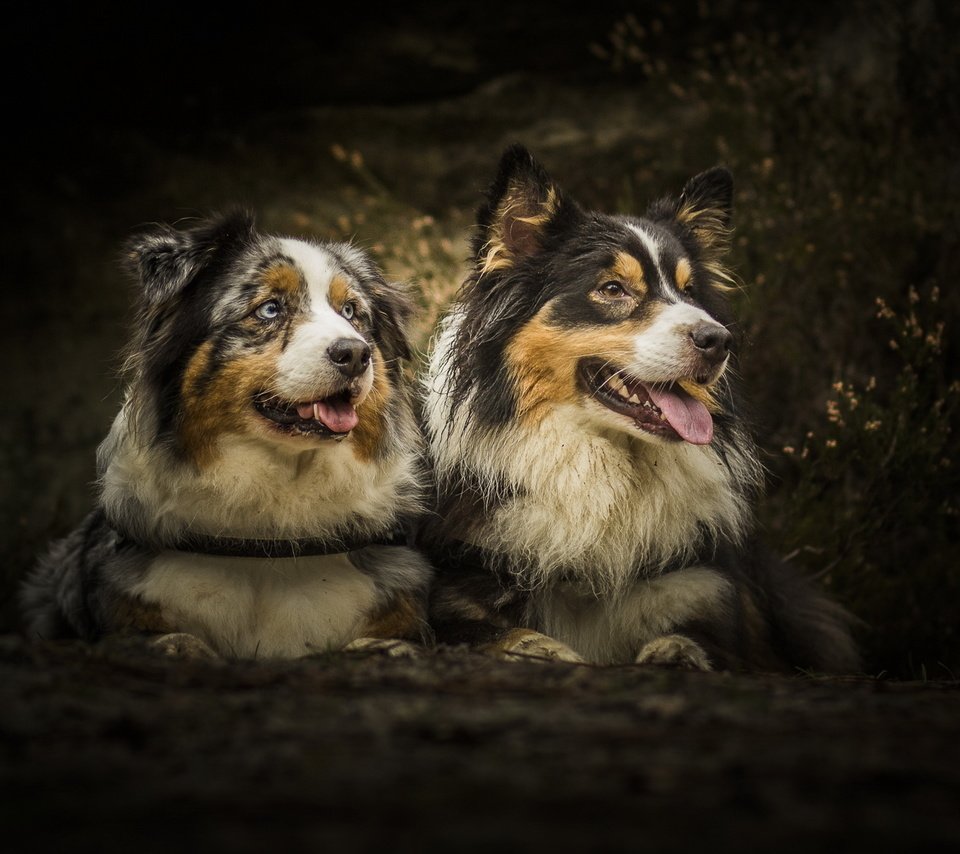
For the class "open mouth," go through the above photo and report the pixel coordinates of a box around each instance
[254,390,360,438]
[577,358,714,445]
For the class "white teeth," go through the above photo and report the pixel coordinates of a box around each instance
[628,393,641,404]
[607,374,625,393]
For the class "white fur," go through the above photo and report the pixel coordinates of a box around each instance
[628,301,728,382]
[278,238,340,301]
[130,551,379,658]
[533,567,733,664]
[99,405,420,542]
[98,236,422,545]
[275,238,373,403]
[626,222,663,275]
[423,311,756,594]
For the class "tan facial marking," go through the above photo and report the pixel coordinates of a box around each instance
[675,258,692,290]
[505,311,649,425]
[608,251,646,295]
[262,263,302,297]
[350,348,391,462]
[328,275,352,311]
[180,340,285,466]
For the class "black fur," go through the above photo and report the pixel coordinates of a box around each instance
[423,145,861,673]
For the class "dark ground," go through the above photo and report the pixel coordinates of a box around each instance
[3,3,959,850]
[4,637,960,853]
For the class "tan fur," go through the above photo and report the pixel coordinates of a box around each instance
[262,263,303,297]
[675,258,692,290]
[480,186,559,276]
[180,338,285,466]
[635,634,712,670]
[104,593,173,635]
[505,307,725,424]
[677,378,722,414]
[360,591,425,640]
[328,275,352,310]
[608,251,647,295]
[351,349,392,462]
[505,311,649,424]
[676,201,728,251]
[487,628,585,663]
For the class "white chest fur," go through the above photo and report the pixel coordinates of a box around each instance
[130,551,379,658]
[533,566,734,664]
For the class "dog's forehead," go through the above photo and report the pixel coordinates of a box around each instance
[614,217,685,268]
[274,238,350,302]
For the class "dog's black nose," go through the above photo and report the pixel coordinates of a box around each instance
[690,323,732,366]
[327,338,371,378]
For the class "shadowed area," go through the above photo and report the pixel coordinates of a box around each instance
[2,2,959,849]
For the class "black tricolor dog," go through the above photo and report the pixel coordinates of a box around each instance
[23,212,431,658]
[421,145,859,672]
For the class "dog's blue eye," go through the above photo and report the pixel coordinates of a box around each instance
[255,300,281,320]
[342,302,356,320]
[598,282,628,298]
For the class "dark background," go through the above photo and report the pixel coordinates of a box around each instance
[0,0,960,676]
[2,3,960,851]
[4,0,959,674]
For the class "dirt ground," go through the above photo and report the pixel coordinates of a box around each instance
[3,636,959,853]
[3,6,959,850]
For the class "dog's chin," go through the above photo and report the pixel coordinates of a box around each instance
[251,383,371,446]
[576,358,717,446]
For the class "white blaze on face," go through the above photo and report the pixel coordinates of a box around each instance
[274,238,373,403]
[625,222,663,279]
[628,301,726,382]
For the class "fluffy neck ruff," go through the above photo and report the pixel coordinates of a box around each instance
[424,312,761,595]
[97,392,423,548]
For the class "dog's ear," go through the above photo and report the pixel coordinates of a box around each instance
[474,144,574,277]
[125,211,257,305]
[652,167,734,257]
[369,279,414,363]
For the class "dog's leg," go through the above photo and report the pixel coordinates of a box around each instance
[147,631,220,660]
[342,637,424,658]
[432,615,585,663]
[489,628,586,663]
[342,589,430,658]
[635,633,712,671]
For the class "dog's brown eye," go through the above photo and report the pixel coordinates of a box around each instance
[598,281,628,299]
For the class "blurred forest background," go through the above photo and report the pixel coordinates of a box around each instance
[3,0,958,678]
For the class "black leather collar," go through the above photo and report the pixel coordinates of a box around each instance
[107,506,413,559]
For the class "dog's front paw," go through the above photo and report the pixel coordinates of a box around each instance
[342,637,425,658]
[636,634,712,671]
[490,628,586,664]
[148,632,219,660]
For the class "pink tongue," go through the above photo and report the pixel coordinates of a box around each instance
[295,400,358,433]
[645,384,714,445]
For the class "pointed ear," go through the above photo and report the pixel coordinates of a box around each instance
[674,166,734,254]
[474,144,570,276]
[124,210,257,305]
